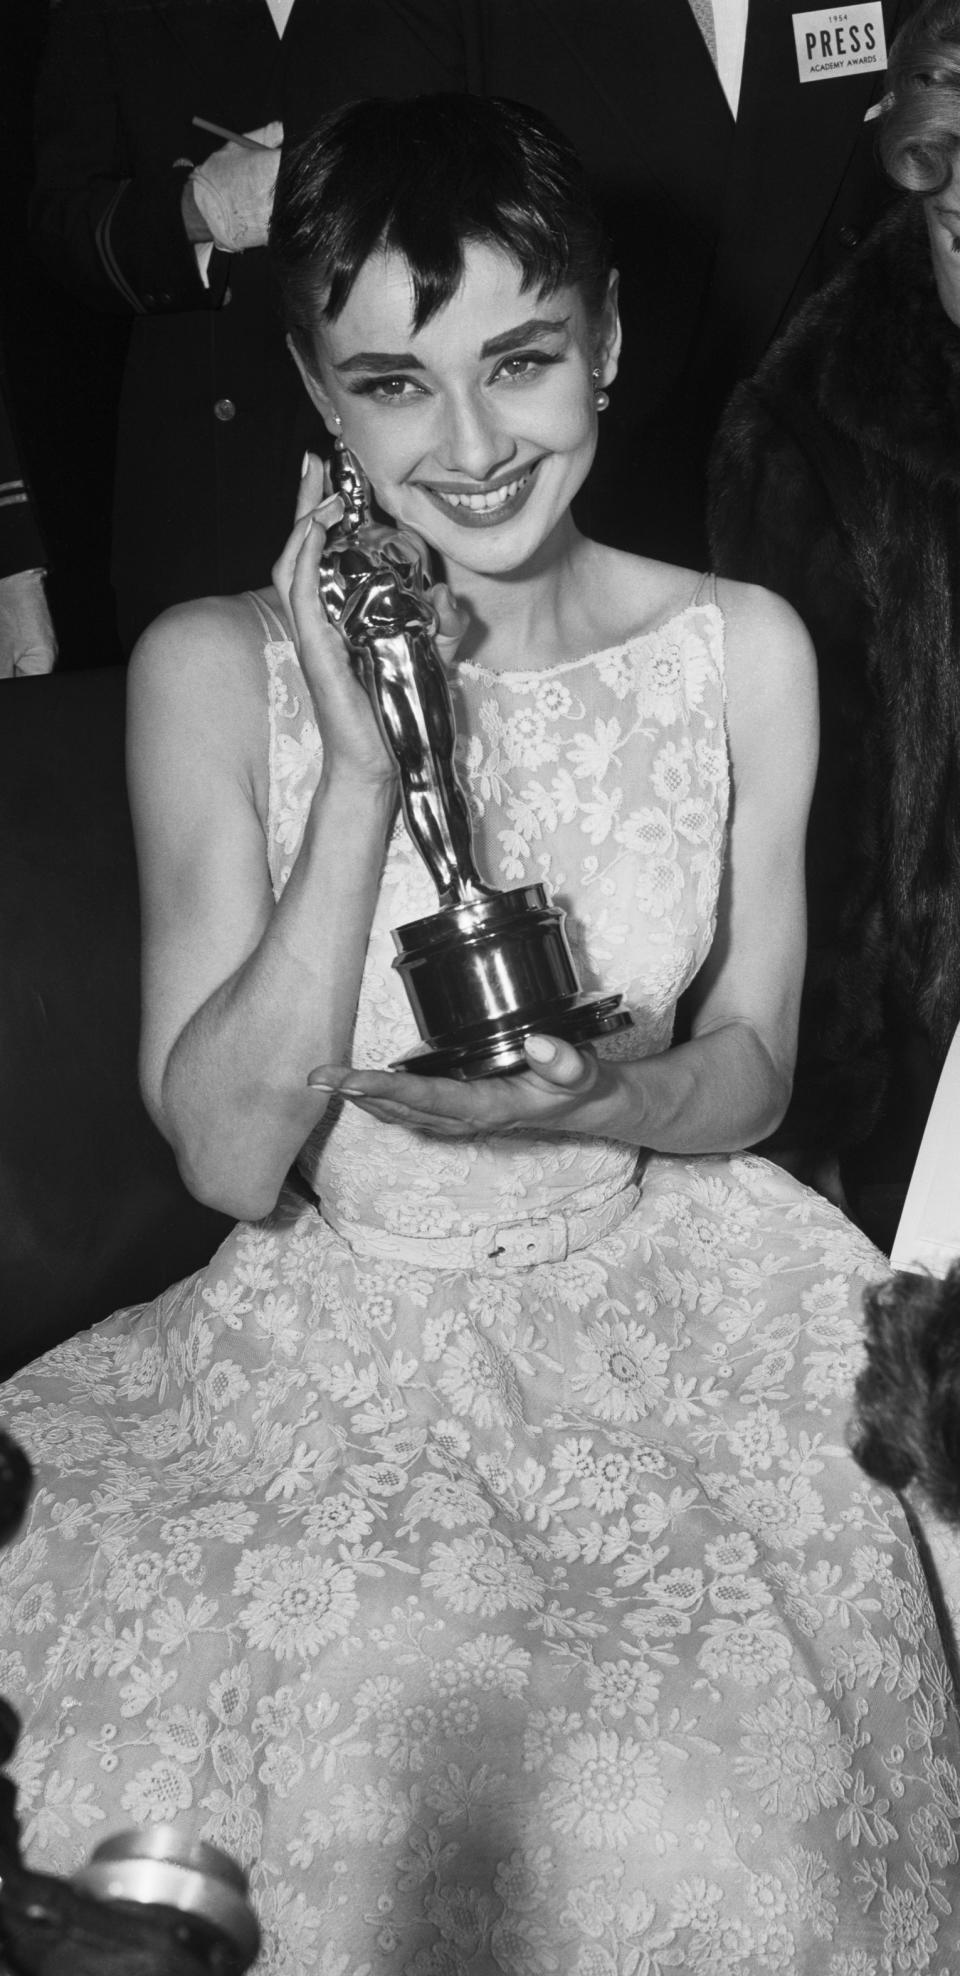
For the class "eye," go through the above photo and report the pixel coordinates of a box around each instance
[492,351,563,384]
[950,235,960,257]
[348,374,426,403]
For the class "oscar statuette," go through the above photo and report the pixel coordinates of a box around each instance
[317,446,632,1078]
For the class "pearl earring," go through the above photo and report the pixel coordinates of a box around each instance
[592,367,610,412]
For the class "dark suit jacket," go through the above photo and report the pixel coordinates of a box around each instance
[30,0,461,648]
[391,0,923,562]
[0,368,45,581]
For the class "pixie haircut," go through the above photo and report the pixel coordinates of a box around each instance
[270,93,611,373]
[880,0,960,193]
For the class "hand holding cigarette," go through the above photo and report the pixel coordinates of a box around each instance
[189,120,283,255]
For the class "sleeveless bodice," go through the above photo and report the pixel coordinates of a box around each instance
[264,601,729,1243]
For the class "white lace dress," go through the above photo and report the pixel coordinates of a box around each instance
[3,597,959,1976]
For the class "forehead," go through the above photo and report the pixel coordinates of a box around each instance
[317,240,584,362]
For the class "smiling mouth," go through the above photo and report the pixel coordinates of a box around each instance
[418,462,541,527]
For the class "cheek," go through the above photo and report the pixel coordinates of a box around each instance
[335,410,411,495]
[545,377,599,450]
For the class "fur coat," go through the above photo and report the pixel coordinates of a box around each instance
[709,198,960,1157]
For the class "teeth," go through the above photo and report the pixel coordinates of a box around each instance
[437,474,529,512]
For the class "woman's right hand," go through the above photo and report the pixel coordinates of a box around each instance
[271,453,396,788]
[272,453,469,790]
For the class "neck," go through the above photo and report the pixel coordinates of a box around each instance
[439,512,595,671]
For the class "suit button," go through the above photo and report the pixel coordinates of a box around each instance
[839,225,860,249]
[213,397,236,421]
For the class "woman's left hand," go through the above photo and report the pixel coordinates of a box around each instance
[307,1034,631,1140]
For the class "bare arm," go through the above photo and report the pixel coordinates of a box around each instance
[634,576,818,1151]
[130,461,401,1220]
[309,580,819,1155]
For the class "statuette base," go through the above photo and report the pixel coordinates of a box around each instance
[390,883,632,1079]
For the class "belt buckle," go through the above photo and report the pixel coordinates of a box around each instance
[479,1212,568,1270]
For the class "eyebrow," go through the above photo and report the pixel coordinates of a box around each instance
[933,202,960,224]
[333,313,571,374]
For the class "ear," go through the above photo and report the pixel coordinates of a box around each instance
[594,269,622,388]
[287,333,341,440]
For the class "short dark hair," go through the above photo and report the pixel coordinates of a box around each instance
[880,0,960,193]
[270,93,611,372]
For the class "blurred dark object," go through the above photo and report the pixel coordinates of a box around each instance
[0,667,231,1378]
[0,1830,259,1976]
[852,1260,960,1523]
[0,1433,32,1549]
[0,1428,260,1974]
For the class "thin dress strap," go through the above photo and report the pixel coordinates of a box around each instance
[691,570,719,608]
[246,588,289,643]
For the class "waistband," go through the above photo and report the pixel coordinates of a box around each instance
[319,1175,642,1273]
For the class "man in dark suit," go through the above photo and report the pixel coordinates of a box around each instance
[390,0,922,564]
[29,0,461,651]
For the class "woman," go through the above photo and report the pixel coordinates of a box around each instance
[709,0,960,1229]
[3,94,958,1975]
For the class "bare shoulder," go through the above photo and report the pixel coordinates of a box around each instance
[714,576,818,785]
[127,591,272,808]
[715,575,817,712]
[570,541,701,650]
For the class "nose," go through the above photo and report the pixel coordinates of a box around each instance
[434,387,515,480]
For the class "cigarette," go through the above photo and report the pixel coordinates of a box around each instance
[192,116,275,152]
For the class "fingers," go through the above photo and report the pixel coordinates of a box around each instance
[523,1034,598,1091]
[245,120,284,149]
[295,451,332,525]
[271,454,344,635]
[430,582,467,638]
[289,512,331,631]
[429,581,470,660]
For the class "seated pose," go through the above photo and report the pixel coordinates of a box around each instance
[709,0,960,1219]
[2,94,959,1975]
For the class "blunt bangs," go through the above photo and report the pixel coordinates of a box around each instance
[271,94,611,371]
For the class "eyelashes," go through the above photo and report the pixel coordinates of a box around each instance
[344,350,566,403]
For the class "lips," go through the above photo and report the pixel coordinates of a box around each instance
[417,461,542,529]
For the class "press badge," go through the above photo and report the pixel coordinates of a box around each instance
[793,5,888,82]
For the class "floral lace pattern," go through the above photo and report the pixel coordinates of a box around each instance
[2,601,959,1975]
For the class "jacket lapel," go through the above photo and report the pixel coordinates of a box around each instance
[476,0,733,245]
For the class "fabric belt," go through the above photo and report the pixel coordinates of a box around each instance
[319,1176,641,1273]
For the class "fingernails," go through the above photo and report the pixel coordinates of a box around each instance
[313,493,344,526]
[524,1034,556,1065]
[300,451,311,479]
[307,1076,365,1096]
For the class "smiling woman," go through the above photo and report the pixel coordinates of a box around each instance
[271,94,619,591]
[293,240,615,578]
[3,90,960,1976]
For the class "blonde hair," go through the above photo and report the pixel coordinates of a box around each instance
[880,0,960,192]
